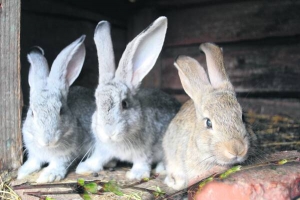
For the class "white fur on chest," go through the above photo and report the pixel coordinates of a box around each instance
[100,142,145,162]
[23,131,73,163]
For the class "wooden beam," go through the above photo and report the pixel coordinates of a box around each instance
[0,0,23,170]
[144,0,244,7]
[21,0,126,27]
[22,0,126,28]
[163,0,300,46]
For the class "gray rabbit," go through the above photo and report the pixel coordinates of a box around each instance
[17,36,95,183]
[76,17,181,180]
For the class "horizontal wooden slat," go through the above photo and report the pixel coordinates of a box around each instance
[54,0,135,23]
[0,0,22,170]
[238,98,300,119]
[162,0,300,46]
[147,0,243,7]
[161,37,300,93]
[22,0,126,27]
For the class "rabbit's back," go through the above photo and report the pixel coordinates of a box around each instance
[68,86,96,154]
[138,88,181,161]
[68,86,95,133]
[139,88,181,135]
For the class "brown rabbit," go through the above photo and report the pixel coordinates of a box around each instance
[163,43,254,190]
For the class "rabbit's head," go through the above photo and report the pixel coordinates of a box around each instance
[175,43,250,166]
[25,36,86,148]
[92,17,167,142]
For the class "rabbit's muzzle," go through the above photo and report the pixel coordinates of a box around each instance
[215,139,249,165]
[37,131,61,148]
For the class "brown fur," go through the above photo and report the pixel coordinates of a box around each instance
[163,43,253,190]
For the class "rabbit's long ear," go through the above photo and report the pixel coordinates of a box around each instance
[200,43,233,90]
[94,21,116,84]
[174,56,210,101]
[116,16,167,92]
[49,35,86,89]
[27,47,50,90]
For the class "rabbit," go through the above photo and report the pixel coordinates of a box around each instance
[163,43,255,190]
[75,16,181,180]
[17,35,96,183]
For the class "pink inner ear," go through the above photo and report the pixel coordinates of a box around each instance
[208,66,225,88]
[178,70,194,98]
[66,61,80,86]
[116,17,167,91]
[198,66,210,85]
[65,45,85,86]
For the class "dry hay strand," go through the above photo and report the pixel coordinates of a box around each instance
[0,171,21,200]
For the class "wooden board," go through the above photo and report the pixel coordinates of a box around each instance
[22,0,126,27]
[147,0,239,7]
[0,0,23,170]
[238,98,300,119]
[162,0,300,46]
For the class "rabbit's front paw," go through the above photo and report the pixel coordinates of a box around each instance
[164,174,185,190]
[17,161,41,180]
[126,168,150,180]
[76,161,103,175]
[154,161,166,175]
[36,167,66,183]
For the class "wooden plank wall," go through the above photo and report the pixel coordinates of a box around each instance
[0,0,23,170]
[135,0,300,120]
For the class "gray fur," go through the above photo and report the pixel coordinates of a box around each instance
[17,36,95,183]
[76,17,181,180]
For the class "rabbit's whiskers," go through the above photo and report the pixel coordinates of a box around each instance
[78,145,95,164]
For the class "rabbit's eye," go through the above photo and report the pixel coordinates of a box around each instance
[205,118,212,129]
[59,107,63,115]
[242,114,246,123]
[121,100,129,109]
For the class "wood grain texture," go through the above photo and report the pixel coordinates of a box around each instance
[161,37,300,93]
[147,0,239,7]
[0,0,22,170]
[163,0,300,46]
[22,0,126,27]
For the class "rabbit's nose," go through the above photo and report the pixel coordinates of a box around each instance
[110,131,120,141]
[226,141,248,161]
[38,138,50,147]
[38,136,59,147]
